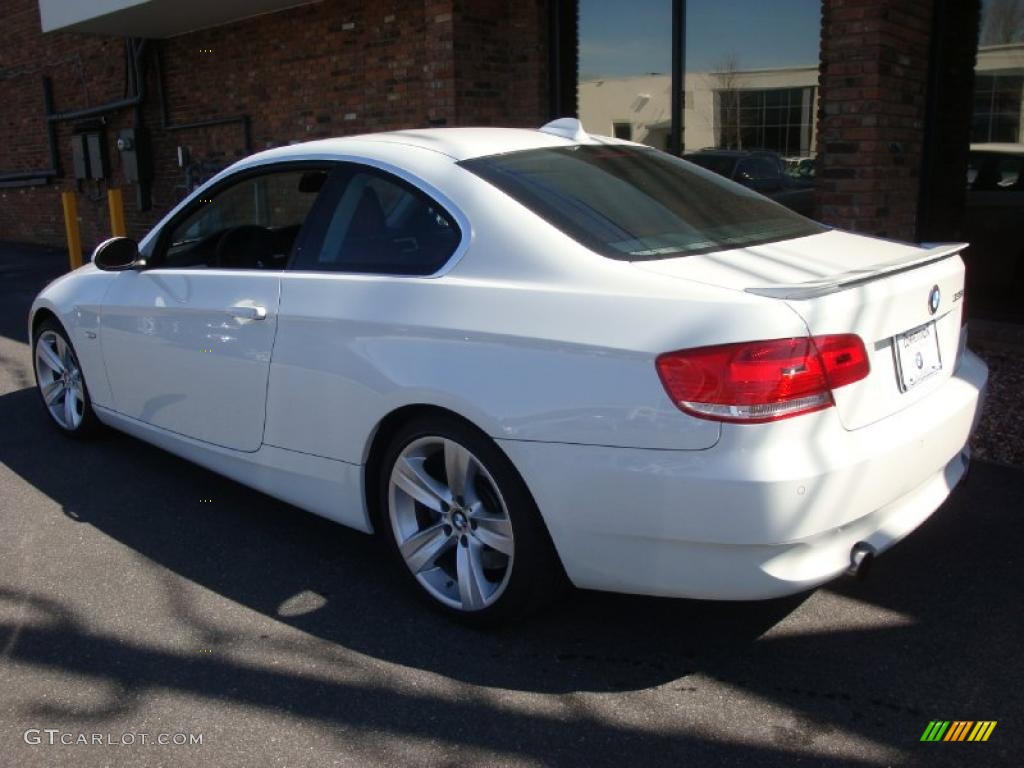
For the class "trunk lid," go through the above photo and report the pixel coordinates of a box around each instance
[633,230,967,430]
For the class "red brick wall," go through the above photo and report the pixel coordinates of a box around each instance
[0,0,549,251]
[0,4,124,246]
[451,0,549,126]
[815,0,934,240]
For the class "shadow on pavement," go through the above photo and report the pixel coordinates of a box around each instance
[0,385,805,696]
[0,242,66,345]
[1,379,1022,767]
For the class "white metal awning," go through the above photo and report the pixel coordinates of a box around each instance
[39,0,320,37]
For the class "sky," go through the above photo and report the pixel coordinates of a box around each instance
[578,0,823,80]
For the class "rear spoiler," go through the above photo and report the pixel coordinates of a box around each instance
[745,242,967,300]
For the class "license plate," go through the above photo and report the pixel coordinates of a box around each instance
[893,321,942,391]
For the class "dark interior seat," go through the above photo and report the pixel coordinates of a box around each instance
[215,225,277,269]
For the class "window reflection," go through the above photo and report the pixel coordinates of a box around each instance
[577,0,672,150]
[577,0,822,217]
[577,1,822,153]
[715,86,816,157]
[970,69,1019,144]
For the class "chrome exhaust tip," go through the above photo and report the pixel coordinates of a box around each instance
[846,541,876,579]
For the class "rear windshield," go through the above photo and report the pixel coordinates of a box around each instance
[460,145,825,260]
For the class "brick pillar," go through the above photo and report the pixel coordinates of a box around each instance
[450,0,549,127]
[424,1,457,127]
[816,0,934,240]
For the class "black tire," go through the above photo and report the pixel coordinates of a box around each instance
[376,414,565,626]
[32,317,101,438]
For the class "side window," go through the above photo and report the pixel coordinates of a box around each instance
[160,167,328,269]
[291,166,461,275]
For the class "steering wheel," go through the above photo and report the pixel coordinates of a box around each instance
[214,225,276,269]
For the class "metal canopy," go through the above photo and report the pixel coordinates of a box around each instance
[39,0,320,37]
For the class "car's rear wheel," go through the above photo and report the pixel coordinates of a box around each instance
[32,319,100,437]
[378,415,562,624]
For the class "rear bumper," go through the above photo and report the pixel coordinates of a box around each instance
[500,349,988,599]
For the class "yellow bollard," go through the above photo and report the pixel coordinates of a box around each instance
[107,187,127,237]
[61,191,83,271]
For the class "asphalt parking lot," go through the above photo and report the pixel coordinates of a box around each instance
[1,243,1020,767]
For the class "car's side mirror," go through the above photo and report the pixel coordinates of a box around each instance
[92,237,143,271]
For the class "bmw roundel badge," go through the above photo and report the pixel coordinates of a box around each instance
[928,285,940,315]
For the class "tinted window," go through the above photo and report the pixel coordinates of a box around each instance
[291,167,461,275]
[736,157,780,181]
[685,153,737,178]
[161,168,327,269]
[462,146,824,260]
[968,153,1023,191]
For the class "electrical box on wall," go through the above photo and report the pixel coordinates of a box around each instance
[116,127,153,211]
[85,132,107,180]
[116,127,151,184]
[70,130,108,180]
[117,128,140,182]
[71,134,89,180]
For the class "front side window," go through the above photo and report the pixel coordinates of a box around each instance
[461,145,825,260]
[159,167,328,269]
[291,166,461,275]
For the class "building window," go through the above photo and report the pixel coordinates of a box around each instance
[612,122,632,140]
[715,87,815,157]
[972,73,1024,143]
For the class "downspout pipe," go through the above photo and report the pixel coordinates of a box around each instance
[1,40,148,185]
[48,39,148,123]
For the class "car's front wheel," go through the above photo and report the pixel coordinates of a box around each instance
[378,415,562,624]
[32,318,100,437]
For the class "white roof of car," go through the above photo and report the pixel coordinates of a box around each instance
[243,123,627,166]
[359,127,585,159]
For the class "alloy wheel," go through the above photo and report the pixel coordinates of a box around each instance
[388,436,515,611]
[34,330,85,431]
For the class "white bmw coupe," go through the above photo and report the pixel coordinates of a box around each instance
[30,119,987,622]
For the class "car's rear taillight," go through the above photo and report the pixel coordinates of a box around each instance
[656,335,870,423]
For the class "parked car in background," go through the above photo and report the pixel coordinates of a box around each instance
[963,142,1024,321]
[30,120,986,624]
[685,148,815,216]
[784,156,816,181]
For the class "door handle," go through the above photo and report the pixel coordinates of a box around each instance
[227,305,267,320]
